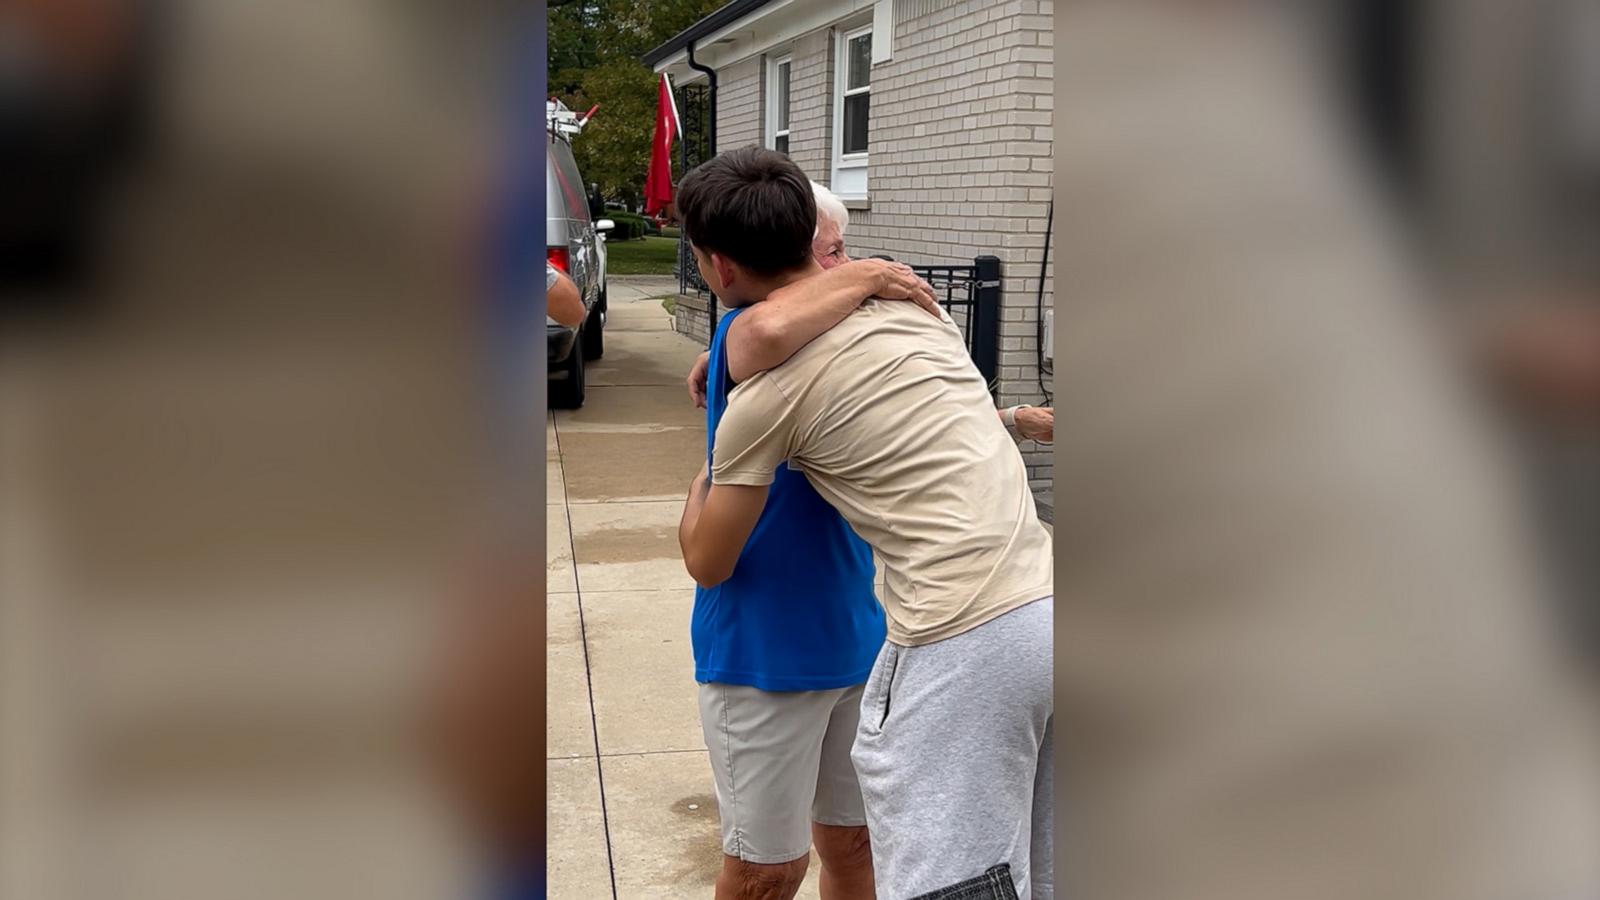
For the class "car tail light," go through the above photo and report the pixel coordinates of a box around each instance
[548,247,569,273]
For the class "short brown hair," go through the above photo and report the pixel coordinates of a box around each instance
[675,146,816,275]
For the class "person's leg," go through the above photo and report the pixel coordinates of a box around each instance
[1031,717,1055,900]
[699,683,836,900]
[851,598,1054,898]
[714,855,810,900]
[812,683,875,898]
[812,824,873,898]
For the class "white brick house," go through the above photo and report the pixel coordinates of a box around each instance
[646,0,1054,492]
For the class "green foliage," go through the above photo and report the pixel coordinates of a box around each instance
[603,211,662,241]
[564,60,657,210]
[548,0,724,206]
[607,236,680,275]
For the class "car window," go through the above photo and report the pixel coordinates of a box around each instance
[549,138,591,226]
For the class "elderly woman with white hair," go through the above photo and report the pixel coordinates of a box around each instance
[687,180,1054,444]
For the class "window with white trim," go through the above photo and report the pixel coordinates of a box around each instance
[767,55,792,155]
[831,25,871,199]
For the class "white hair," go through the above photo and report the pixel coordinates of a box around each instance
[811,181,849,237]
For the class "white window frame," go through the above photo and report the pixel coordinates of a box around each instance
[766,54,792,154]
[831,24,872,200]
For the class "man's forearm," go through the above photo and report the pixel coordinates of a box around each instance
[726,265,881,382]
[548,275,586,327]
[678,466,711,561]
[678,472,768,587]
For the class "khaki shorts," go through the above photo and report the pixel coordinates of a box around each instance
[698,682,869,864]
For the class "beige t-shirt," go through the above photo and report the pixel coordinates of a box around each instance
[712,299,1053,646]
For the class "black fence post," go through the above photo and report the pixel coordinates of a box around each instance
[973,255,1002,396]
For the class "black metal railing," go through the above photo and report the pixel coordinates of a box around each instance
[909,255,1002,396]
[674,242,1002,394]
[675,82,712,301]
[676,237,708,297]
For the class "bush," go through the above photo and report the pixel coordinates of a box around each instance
[636,214,662,237]
[602,211,660,241]
[604,217,634,240]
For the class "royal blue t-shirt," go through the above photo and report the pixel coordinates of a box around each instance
[691,307,885,691]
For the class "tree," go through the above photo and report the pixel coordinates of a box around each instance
[547,0,724,206]
[562,60,656,210]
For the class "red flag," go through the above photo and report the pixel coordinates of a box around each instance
[644,75,680,217]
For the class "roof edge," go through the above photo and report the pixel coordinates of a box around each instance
[641,0,777,67]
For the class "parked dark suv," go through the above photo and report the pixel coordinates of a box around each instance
[547,108,612,409]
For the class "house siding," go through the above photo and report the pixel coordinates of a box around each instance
[716,57,762,151]
[785,29,837,183]
[679,0,1054,493]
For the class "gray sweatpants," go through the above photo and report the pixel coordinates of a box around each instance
[851,597,1054,899]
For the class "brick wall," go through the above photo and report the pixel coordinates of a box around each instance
[785,30,836,186]
[672,291,737,348]
[716,57,762,150]
[677,0,1055,493]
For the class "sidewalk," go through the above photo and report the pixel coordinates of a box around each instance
[546,276,828,898]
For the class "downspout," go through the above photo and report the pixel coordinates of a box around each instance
[685,40,719,157]
[686,39,719,336]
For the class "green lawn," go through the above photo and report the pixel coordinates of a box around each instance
[606,236,678,275]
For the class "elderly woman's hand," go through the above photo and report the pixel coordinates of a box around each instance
[859,259,939,318]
